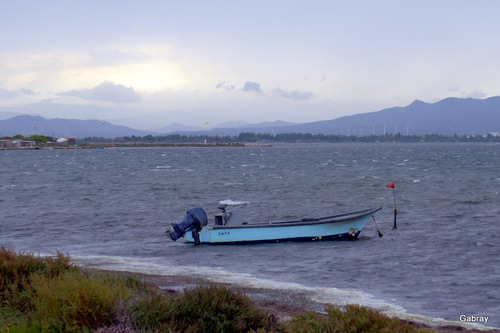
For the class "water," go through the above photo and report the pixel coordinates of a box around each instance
[1,143,499,329]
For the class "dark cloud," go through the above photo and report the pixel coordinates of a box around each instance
[0,87,35,100]
[274,88,314,100]
[215,81,235,91]
[60,81,141,103]
[240,81,263,94]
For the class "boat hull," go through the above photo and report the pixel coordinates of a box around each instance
[184,207,381,245]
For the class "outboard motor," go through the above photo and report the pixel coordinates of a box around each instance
[166,207,208,245]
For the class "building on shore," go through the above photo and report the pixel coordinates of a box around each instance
[0,139,37,148]
[56,138,76,146]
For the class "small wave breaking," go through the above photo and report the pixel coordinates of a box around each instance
[71,255,496,331]
[218,199,250,206]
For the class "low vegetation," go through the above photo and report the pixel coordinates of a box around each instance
[0,135,55,143]
[82,132,500,144]
[1,246,435,332]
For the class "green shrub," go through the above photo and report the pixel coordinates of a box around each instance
[0,246,74,307]
[128,289,175,331]
[168,285,269,333]
[0,325,43,333]
[128,284,270,332]
[28,271,133,332]
[284,304,434,333]
[2,248,437,333]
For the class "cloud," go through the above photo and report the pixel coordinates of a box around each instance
[461,90,488,99]
[60,81,141,103]
[240,81,263,95]
[0,87,35,100]
[215,81,235,91]
[447,86,488,99]
[273,88,314,101]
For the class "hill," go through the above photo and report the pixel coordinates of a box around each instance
[282,97,500,136]
[1,96,499,138]
[0,115,155,138]
[237,97,500,136]
[166,97,500,137]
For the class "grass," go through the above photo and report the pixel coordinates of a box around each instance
[0,246,436,332]
[283,305,431,333]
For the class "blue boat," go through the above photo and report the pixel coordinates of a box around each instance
[166,205,382,245]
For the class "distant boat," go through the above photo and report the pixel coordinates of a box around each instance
[166,205,382,245]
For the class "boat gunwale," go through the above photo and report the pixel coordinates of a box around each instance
[207,207,381,230]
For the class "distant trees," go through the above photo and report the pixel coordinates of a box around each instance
[27,135,54,143]
[0,134,54,143]
[67,132,500,144]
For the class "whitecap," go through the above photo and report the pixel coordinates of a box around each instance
[218,199,250,206]
[71,255,497,331]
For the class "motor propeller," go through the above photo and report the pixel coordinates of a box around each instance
[166,207,208,245]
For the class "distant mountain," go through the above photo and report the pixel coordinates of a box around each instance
[214,120,249,128]
[1,96,499,138]
[0,115,156,138]
[180,97,498,136]
[0,101,125,120]
[0,112,22,120]
[266,97,500,136]
[154,122,204,133]
[109,107,216,130]
[242,120,297,128]
[191,120,298,136]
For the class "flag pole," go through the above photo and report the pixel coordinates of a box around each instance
[386,182,397,230]
[392,186,397,230]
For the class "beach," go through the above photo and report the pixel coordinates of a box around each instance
[98,269,499,333]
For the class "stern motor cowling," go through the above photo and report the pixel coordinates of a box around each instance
[166,207,208,244]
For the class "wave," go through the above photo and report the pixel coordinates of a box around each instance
[71,255,496,331]
[218,199,250,206]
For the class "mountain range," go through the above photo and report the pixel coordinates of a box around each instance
[1,96,499,138]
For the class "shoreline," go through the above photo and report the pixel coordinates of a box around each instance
[95,269,498,333]
[0,143,252,150]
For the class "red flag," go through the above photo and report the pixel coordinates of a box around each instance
[386,183,395,189]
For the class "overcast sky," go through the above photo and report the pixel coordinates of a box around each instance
[1,1,499,128]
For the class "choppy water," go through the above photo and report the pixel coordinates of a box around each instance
[1,143,499,329]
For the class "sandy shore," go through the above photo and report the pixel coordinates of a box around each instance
[97,269,498,333]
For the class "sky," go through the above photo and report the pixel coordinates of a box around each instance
[1,1,499,129]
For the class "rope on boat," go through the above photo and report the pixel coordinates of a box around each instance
[371,216,384,238]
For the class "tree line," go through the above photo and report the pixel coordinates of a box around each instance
[81,132,500,144]
[0,134,55,143]
[3,132,500,145]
